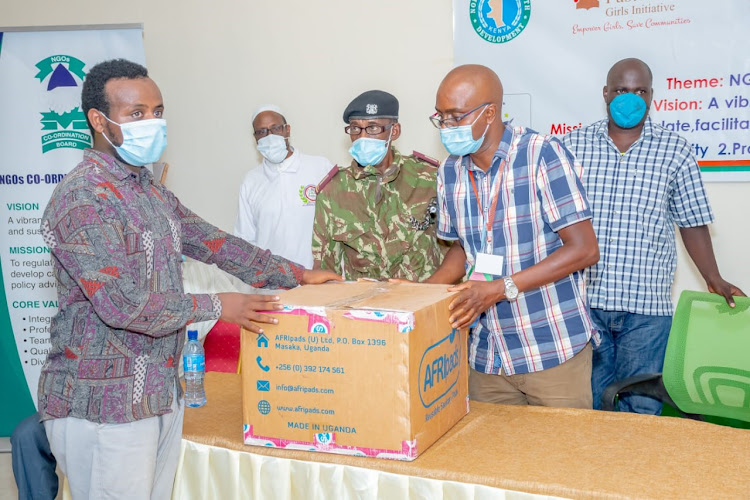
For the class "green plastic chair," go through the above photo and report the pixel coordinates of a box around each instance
[602,290,750,424]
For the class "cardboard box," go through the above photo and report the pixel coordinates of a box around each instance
[241,281,469,461]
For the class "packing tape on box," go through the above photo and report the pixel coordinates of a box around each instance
[269,284,415,334]
[342,310,414,333]
[272,305,331,334]
[243,424,419,460]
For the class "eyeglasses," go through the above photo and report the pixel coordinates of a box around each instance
[344,123,394,136]
[429,103,490,129]
[253,124,287,139]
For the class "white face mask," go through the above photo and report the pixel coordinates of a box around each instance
[257,134,289,164]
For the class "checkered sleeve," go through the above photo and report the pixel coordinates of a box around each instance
[669,142,714,228]
[536,137,592,232]
[436,165,459,241]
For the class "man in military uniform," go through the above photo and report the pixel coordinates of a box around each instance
[312,90,445,281]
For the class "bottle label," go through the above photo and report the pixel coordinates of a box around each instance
[183,353,205,372]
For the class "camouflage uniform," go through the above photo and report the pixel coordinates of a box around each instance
[312,147,445,281]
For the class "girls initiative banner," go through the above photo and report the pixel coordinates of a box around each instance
[453,0,750,181]
[0,26,144,434]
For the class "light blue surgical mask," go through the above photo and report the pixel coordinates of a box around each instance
[349,128,393,167]
[609,93,648,129]
[439,105,489,156]
[101,114,168,166]
[257,133,289,164]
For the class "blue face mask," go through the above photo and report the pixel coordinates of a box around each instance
[609,93,648,129]
[349,128,393,167]
[101,114,168,166]
[439,105,489,156]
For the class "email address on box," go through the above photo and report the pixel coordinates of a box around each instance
[276,384,334,395]
[277,405,335,415]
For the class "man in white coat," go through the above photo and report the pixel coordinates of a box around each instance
[234,105,333,268]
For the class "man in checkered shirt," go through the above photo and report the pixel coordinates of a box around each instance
[428,65,600,408]
[563,58,745,414]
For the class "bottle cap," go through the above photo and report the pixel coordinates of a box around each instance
[187,329,198,341]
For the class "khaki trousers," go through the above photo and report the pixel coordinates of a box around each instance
[469,343,593,408]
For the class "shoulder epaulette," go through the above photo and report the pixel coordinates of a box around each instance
[412,151,440,167]
[316,165,340,194]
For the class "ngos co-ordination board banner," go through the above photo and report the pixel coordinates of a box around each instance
[0,27,144,433]
[454,0,750,182]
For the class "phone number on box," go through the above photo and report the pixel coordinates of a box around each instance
[276,364,346,374]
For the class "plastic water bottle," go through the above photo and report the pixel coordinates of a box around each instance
[183,329,206,407]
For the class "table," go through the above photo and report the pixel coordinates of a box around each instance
[175,373,750,499]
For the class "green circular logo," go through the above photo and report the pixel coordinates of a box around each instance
[470,0,531,44]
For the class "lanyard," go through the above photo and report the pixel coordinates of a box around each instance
[466,158,505,255]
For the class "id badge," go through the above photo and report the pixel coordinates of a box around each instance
[468,252,504,281]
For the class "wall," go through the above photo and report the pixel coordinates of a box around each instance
[3,1,747,299]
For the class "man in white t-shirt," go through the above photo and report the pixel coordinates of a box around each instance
[234,105,333,268]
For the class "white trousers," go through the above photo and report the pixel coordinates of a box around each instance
[44,394,184,500]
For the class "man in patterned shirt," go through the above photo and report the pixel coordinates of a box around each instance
[312,90,446,281]
[37,59,340,499]
[563,58,745,414]
[429,64,600,408]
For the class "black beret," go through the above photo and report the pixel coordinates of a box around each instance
[343,90,399,123]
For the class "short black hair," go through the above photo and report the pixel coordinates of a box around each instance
[81,59,148,134]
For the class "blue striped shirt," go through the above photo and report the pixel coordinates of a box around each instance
[563,118,714,316]
[437,125,594,375]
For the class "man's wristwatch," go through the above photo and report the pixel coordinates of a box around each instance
[503,276,519,302]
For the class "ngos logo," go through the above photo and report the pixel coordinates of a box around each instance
[35,55,92,153]
[418,329,461,408]
[470,0,531,44]
[299,184,317,204]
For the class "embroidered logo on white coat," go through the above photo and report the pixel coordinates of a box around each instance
[298,184,318,204]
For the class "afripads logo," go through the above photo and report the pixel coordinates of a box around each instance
[418,329,461,408]
[35,55,92,153]
[470,0,531,44]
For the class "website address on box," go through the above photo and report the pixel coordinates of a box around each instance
[276,384,334,395]
[277,405,335,415]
